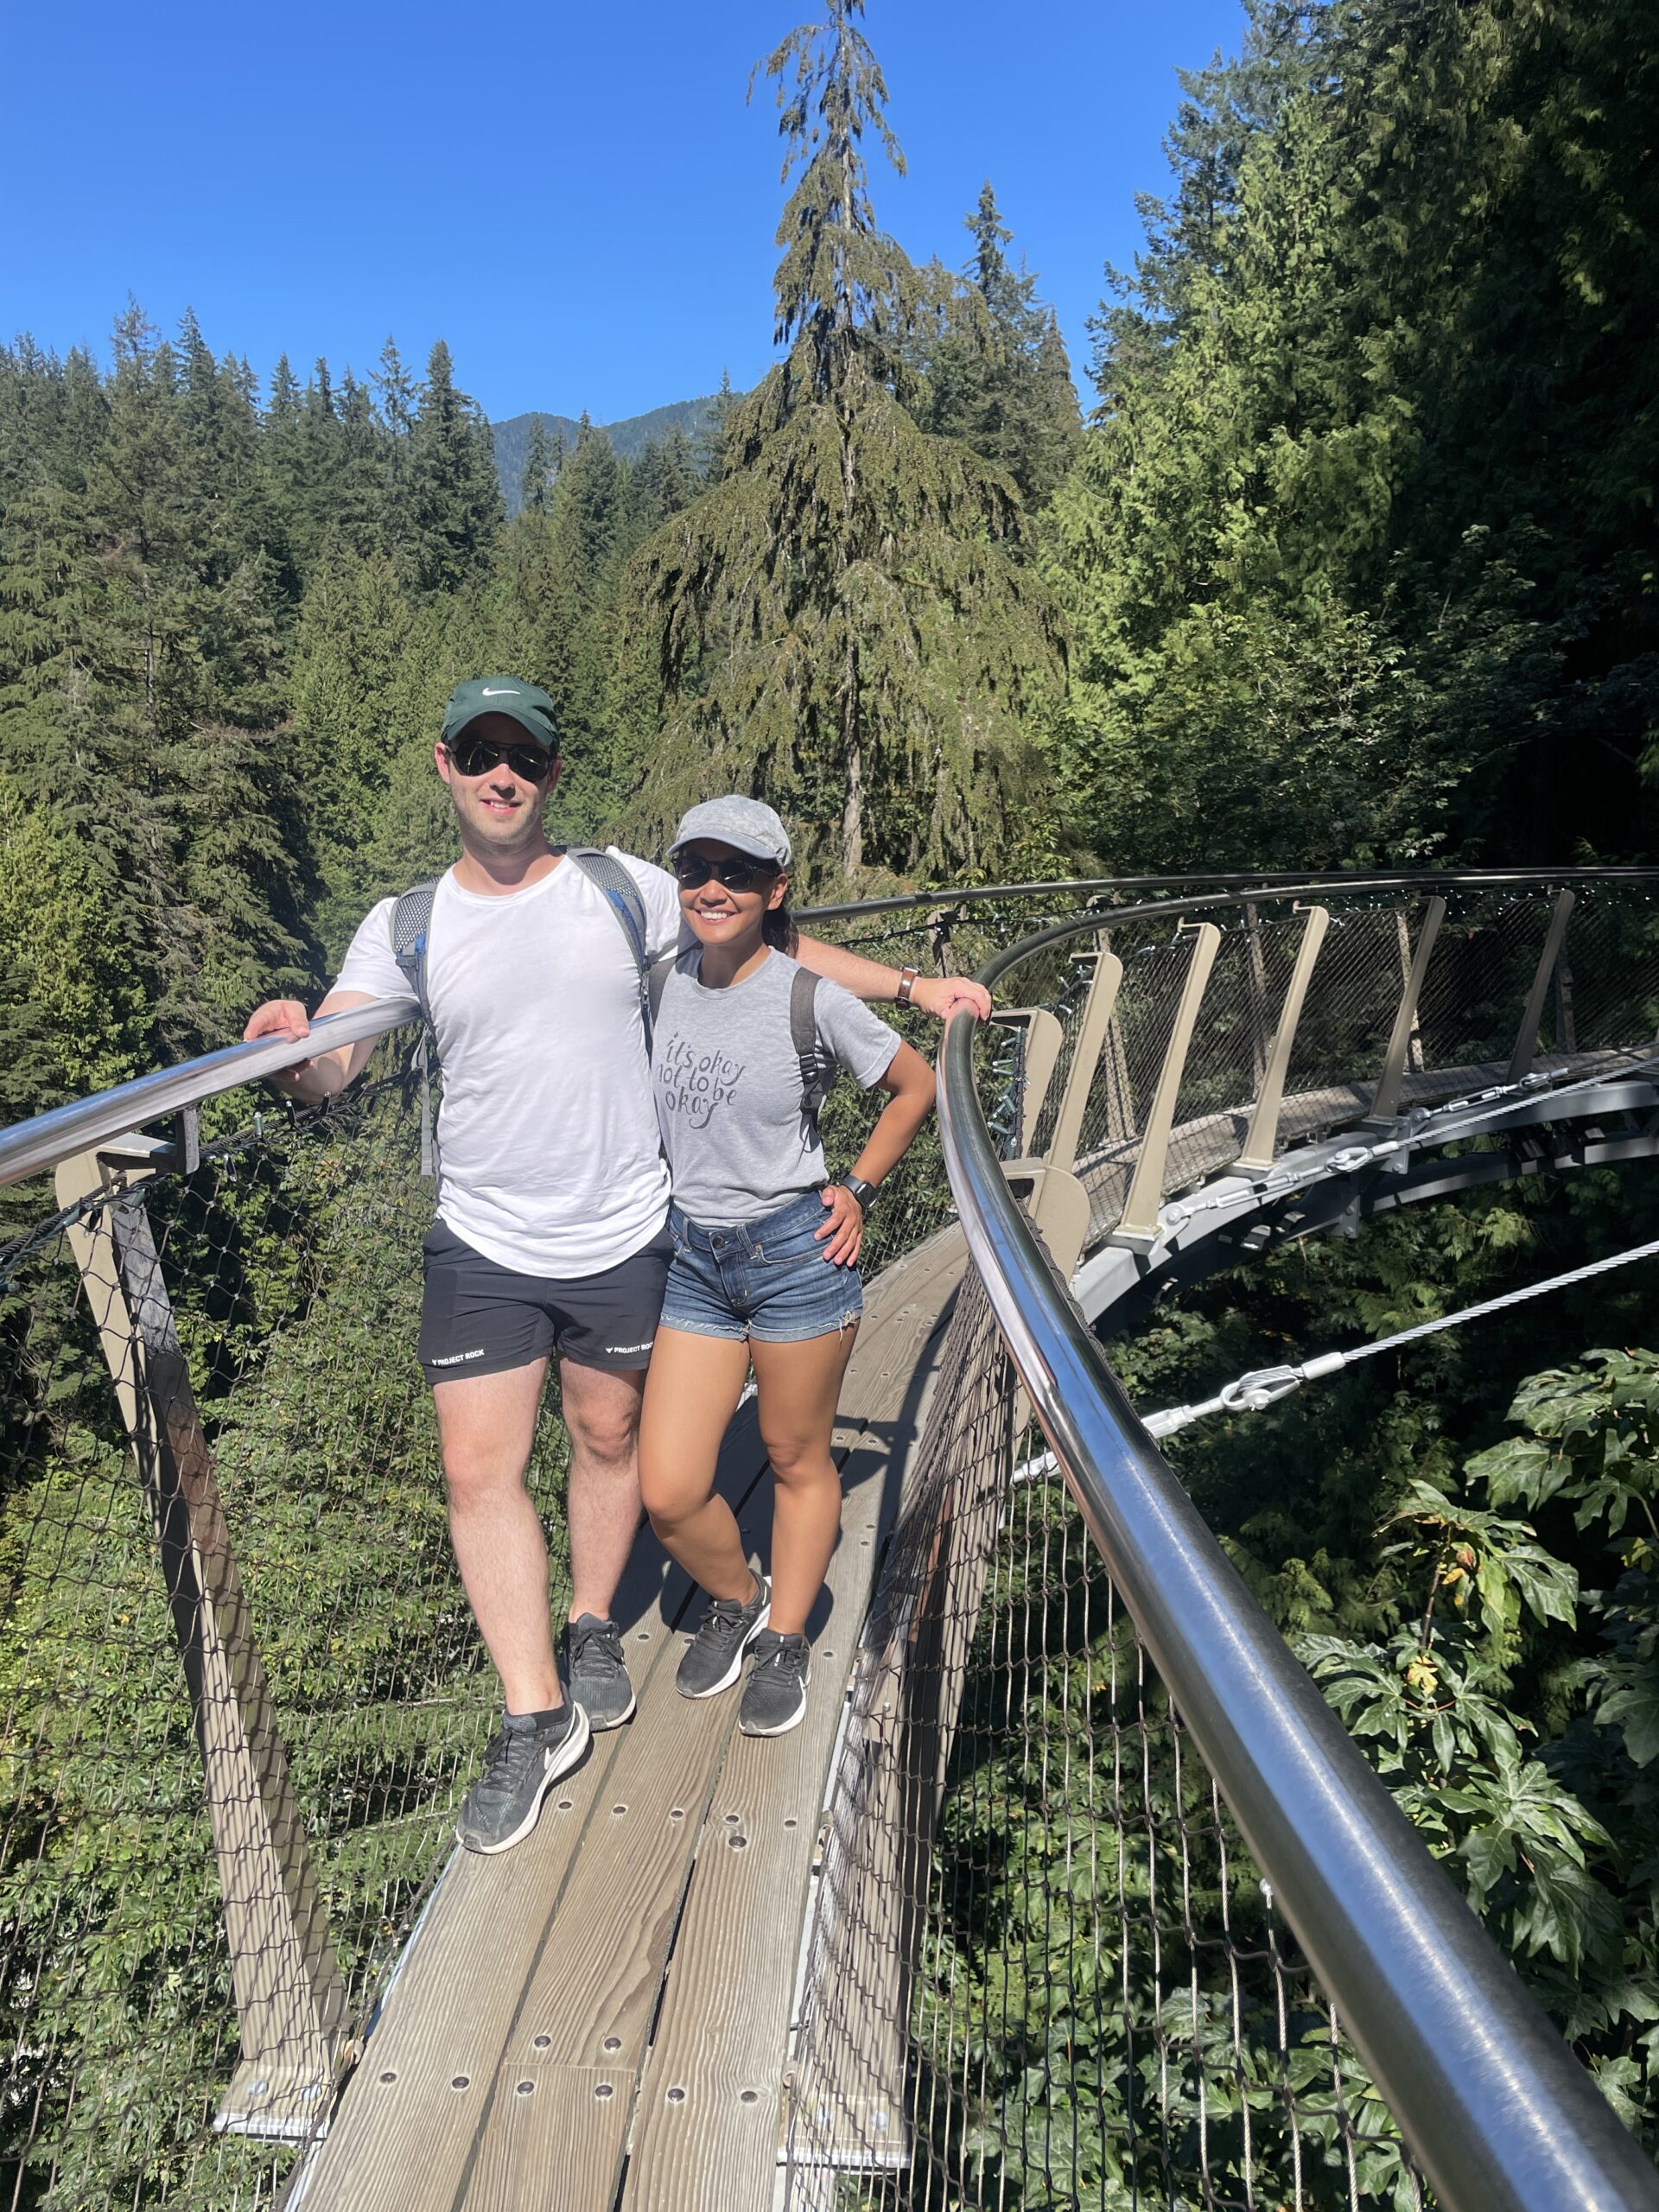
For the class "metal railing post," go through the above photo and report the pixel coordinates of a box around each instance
[1507,888,1577,1086]
[1046,939,1125,1178]
[1369,897,1447,1122]
[1111,922,1223,1249]
[1236,906,1332,1173]
[1244,902,1271,1090]
[988,1008,1065,1156]
[57,1139,348,2140]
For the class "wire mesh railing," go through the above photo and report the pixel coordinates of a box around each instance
[782,873,1659,2212]
[785,1272,1422,2211]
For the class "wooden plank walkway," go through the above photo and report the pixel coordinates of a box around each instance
[283,1224,967,2212]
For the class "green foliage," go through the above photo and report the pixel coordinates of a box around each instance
[1047,0,1659,874]
[614,0,1066,894]
[1113,1167,1659,2145]
[907,182,1082,512]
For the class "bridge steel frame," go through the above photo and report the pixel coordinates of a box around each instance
[937,879,1659,2212]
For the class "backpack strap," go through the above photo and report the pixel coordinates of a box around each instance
[564,848,656,1049]
[647,952,677,1033]
[791,965,832,1128]
[391,881,442,1178]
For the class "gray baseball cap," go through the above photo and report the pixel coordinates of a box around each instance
[669,795,791,868]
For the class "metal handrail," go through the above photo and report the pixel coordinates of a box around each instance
[797,861,1659,923]
[8,864,1653,1195]
[0,998,420,1192]
[938,940,1659,2209]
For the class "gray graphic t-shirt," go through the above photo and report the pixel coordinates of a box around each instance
[653,950,903,1227]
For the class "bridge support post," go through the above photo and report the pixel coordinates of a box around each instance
[57,1139,349,2142]
[1111,922,1224,1249]
[1507,887,1576,1086]
[1368,896,1447,1122]
[1236,906,1332,1173]
[988,1007,1065,1156]
[1047,938,1126,1177]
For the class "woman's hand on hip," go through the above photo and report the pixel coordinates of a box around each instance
[815,1184,863,1267]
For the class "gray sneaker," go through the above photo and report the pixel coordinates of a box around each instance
[563,1614,636,1729]
[677,1573,772,1700]
[457,1704,590,1854]
[739,1629,811,1737]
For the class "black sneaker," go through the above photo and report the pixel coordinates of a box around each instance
[563,1614,636,1729]
[739,1629,811,1737]
[677,1573,772,1700]
[456,1704,590,1855]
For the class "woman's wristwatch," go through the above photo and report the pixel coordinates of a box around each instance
[841,1174,879,1211]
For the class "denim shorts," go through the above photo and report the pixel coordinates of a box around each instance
[661,1191,864,1344]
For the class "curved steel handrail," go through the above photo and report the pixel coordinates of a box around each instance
[8,864,1653,1195]
[938,931,1659,2209]
[0,998,421,1192]
[798,861,1659,923]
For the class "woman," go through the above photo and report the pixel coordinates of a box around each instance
[638,796,937,1737]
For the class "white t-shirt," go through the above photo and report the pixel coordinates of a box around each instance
[334,851,683,1278]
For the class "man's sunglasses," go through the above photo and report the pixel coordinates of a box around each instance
[445,734,555,783]
[674,855,779,892]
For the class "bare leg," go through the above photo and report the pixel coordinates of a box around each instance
[639,1328,757,1602]
[434,1359,561,1714]
[752,1327,857,1637]
[560,1359,648,1624]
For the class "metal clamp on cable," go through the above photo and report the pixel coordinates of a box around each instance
[1219,1364,1306,1414]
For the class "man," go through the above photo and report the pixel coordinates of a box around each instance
[245,676,988,1855]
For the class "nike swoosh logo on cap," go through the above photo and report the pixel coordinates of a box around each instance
[481,686,519,696]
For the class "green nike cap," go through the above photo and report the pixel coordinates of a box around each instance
[441,676,560,753]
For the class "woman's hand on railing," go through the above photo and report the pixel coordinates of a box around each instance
[909,976,992,1022]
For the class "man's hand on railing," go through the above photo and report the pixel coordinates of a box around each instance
[244,993,378,1100]
[244,1000,318,1090]
[910,976,992,1022]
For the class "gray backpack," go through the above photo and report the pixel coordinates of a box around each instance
[391,849,658,1176]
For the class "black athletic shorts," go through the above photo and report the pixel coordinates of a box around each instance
[417,1220,672,1382]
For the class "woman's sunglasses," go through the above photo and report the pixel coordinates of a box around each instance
[674,855,779,892]
[445,734,555,783]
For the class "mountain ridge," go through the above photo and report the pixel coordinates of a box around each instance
[492,394,723,514]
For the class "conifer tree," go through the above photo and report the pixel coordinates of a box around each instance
[617,0,1063,886]
[520,416,556,514]
[626,429,702,533]
[404,341,504,595]
[912,183,1081,509]
[0,772,144,1114]
[330,370,391,556]
[697,370,741,483]
[373,335,419,559]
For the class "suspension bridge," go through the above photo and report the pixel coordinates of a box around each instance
[3,871,1659,2211]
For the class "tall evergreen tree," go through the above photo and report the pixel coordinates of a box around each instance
[617,0,1063,886]
[912,183,1082,509]
[404,341,504,595]
[520,416,556,514]
[626,429,702,534]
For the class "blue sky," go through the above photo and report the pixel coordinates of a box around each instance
[1,0,1248,426]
